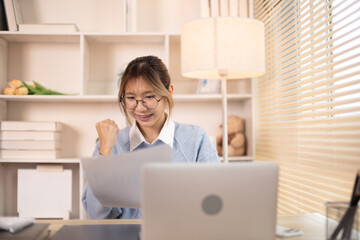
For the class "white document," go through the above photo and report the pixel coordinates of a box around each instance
[81,144,172,208]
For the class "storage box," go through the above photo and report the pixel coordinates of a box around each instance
[17,166,72,219]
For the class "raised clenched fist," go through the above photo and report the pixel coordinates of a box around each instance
[95,119,119,156]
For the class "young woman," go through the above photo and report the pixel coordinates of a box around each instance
[82,55,219,219]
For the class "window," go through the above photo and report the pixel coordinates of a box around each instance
[254,0,360,214]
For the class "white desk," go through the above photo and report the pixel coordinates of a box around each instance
[276,213,326,239]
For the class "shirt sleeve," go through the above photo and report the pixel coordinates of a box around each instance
[196,128,220,163]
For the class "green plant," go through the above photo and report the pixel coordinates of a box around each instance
[22,81,71,95]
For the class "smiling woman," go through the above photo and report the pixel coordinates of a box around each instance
[81,55,220,220]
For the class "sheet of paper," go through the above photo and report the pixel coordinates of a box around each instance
[81,144,172,208]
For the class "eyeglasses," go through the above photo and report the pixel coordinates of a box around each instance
[122,96,164,110]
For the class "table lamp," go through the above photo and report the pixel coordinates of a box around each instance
[181,17,265,163]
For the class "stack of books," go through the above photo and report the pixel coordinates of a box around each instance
[0,121,62,159]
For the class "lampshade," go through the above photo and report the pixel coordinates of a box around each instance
[181,17,265,79]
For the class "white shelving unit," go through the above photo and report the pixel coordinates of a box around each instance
[0,0,255,219]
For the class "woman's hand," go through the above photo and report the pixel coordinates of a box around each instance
[96,119,119,156]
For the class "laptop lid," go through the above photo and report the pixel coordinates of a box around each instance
[141,162,279,240]
[81,144,172,208]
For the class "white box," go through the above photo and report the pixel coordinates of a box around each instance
[17,167,72,219]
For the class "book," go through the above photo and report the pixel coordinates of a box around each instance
[0,131,61,140]
[0,140,61,150]
[200,0,210,18]
[12,0,22,25]
[0,121,63,131]
[18,23,79,32]
[0,221,50,240]
[126,0,137,32]
[0,149,60,159]
[220,0,229,17]
[229,0,239,16]
[0,0,8,30]
[210,0,219,17]
[3,0,17,31]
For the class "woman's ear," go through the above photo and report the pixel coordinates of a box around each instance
[169,84,174,95]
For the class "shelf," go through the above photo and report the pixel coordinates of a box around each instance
[0,94,252,102]
[0,158,80,163]
[0,31,176,44]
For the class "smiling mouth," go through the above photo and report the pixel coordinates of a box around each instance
[137,114,152,121]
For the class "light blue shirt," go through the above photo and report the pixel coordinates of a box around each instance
[82,120,220,219]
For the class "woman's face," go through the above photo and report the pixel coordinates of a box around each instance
[124,77,170,131]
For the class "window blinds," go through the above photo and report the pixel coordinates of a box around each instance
[254,0,360,214]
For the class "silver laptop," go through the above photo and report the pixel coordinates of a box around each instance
[141,162,279,240]
[81,144,172,208]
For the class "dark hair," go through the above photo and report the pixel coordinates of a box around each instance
[118,56,174,125]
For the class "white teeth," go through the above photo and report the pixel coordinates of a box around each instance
[139,114,151,118]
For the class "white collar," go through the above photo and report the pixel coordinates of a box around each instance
[129,115,175,151]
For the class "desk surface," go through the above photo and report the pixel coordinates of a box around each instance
[36,213,325,240]
[276,213,325,239]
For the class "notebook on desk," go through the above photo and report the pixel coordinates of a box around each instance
[141,161,279,240]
